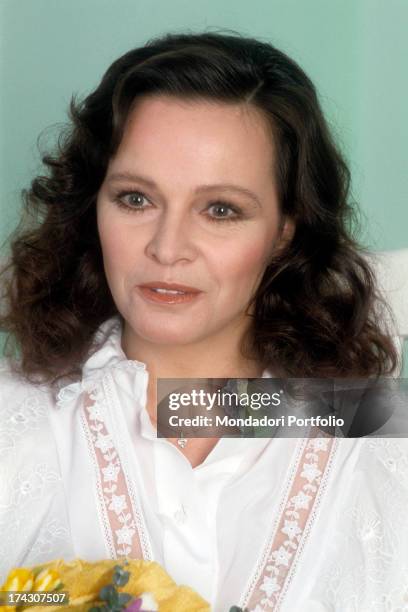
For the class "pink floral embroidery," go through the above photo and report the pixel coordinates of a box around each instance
[81,386,144,559]
[242,435,336,611]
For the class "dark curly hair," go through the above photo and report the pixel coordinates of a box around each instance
[0,31,398,382]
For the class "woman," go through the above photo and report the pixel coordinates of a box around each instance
[0,32,406,610]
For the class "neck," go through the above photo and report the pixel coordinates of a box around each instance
[122,324,264,427]
[121,325,262,380]
[121,322,264,424]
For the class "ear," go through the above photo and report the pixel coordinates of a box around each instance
[262,218,294,270]
[274,216,295,254]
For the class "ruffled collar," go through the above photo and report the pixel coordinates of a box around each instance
[56,315,272,407]
[56,316,145,407]
[82,316,146,379]
[81,315,272,379]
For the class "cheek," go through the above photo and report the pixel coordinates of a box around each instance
[99,232,124,277]
[98,215,137,275]
[212,237,271,294]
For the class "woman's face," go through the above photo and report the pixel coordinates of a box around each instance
[97,95,291,351]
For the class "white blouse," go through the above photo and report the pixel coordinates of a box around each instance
[0,316,408,611]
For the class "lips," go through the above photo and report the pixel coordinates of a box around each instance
[137,281,202,305]
[139,281,201,293]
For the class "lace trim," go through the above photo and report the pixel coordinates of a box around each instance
[104,374,153,560]
[81,384,146,559]
[241,435,337,611]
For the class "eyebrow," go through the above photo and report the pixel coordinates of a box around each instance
[105,171,261,207]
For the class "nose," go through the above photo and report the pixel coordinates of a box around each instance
[144,209,197,265]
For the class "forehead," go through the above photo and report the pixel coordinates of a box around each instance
[109,95,276,187]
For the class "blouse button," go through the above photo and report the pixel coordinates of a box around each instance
[56,382,82,407]
[173,505,187,525]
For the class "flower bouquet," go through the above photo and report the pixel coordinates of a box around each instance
[0,558,210,612]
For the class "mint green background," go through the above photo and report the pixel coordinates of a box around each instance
[1,0,407,370]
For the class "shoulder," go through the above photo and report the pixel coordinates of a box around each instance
[335,437,408,495]
[0,358,62,497]
[0,360,60,477]
[359,437,408,489]
[0,357,58,452]
[0,358,55,414]
[0,359,60,468]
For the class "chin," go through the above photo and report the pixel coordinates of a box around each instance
[128,318,203,346]
[140,330,202,346]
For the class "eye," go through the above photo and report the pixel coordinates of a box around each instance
[206,201,242,221]
[114,191,151,211]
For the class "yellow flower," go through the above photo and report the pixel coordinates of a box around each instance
[1,558,209,612]
[0,566,63,612]
[0,568,33,612]
[2,568,34,593]
[33,569,62,592]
